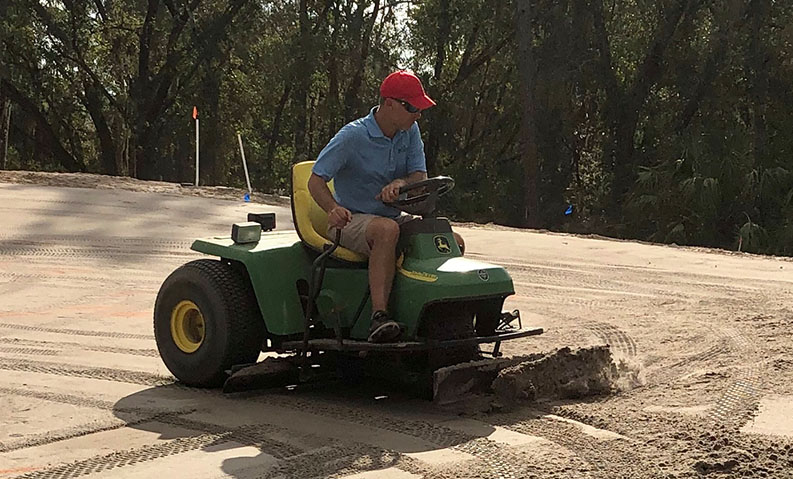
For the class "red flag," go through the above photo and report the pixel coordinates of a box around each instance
[192,106,198,120]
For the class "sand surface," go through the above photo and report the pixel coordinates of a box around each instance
[1,171,792,478]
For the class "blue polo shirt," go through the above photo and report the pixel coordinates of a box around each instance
[312,107,427,218]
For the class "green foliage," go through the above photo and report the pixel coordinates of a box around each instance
[1,0,792,256]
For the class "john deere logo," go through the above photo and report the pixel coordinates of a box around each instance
[434,235,451,254]
[478,269,489,281]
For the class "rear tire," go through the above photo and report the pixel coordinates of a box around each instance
[154,259,265,387]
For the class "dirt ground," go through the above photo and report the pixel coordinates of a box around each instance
[0,170,291,206]
[1,171,792,479]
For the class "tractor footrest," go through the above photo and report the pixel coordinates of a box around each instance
[281,327,543,353]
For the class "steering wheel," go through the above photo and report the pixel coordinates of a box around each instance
[384,176,455,217]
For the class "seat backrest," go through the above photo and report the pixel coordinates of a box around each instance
[291,161,368,263]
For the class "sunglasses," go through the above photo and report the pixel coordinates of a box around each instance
[391,98,421,114]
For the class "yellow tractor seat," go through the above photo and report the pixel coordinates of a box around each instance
[291,161,368,264]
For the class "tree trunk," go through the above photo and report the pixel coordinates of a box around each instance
[133,0,248,180]
[203,56,225,185]
[423,0,452,174]
[293,0,312,162]
[434,0,451,81]
[597,0,701,211]
[746,0,770,168]
[325,0,342,140]
[515,0,540,228]
[343,0,380,121]
[676,3,751,132]
[1,79,83,172]
[83,81,119,175]
[0,90,9,169]
[264,84,291,189]
[131,0,159,179]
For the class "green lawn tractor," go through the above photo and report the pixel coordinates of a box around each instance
[153,161,543,403]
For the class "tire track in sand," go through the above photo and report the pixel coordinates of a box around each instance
[0,361,574,479]
[0,323,152,340]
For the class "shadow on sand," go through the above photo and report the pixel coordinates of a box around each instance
[112,378,496,478]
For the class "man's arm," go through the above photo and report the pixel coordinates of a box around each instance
[308,173,352,228]
[308,173,338,213]
[377,170,428,203]
[405,170,428,184]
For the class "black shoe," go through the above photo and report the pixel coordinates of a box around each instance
[367,310,401,343]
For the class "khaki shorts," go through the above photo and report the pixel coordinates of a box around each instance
[328,213,417,257]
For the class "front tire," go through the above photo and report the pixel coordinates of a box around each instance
[154,259,265,387]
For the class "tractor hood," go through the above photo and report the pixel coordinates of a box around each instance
[436,257,502,273]
[396,254,512,287]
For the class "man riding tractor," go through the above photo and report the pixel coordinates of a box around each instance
[152,71,541,402]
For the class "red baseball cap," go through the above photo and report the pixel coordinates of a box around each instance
[380,70,436,110]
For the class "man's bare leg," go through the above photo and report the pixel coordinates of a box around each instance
[366,217,400,311]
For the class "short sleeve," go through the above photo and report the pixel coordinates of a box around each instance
[406,123,427,174]
[312,127,352,180]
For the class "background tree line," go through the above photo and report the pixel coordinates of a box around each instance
[1,0,791,255]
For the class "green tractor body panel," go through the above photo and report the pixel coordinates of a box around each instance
[191,225,514,341]
[191,232,312,336]
[316,267,370,335]
[352,230,514,339]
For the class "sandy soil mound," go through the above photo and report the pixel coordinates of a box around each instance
[492,346,635,407]
[438,346,641,414]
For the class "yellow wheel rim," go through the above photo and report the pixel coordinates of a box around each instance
[170,300,205,353]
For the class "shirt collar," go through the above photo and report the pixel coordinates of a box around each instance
[364,106,385,138]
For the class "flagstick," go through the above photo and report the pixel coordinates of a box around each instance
[237,133,252,197]
[194,117,200,186]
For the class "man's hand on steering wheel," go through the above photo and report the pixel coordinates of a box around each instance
[376,179,407,203]
[328,205,352,229]
[378,176,455,216]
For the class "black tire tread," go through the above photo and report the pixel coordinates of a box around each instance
[154,259,265,387]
